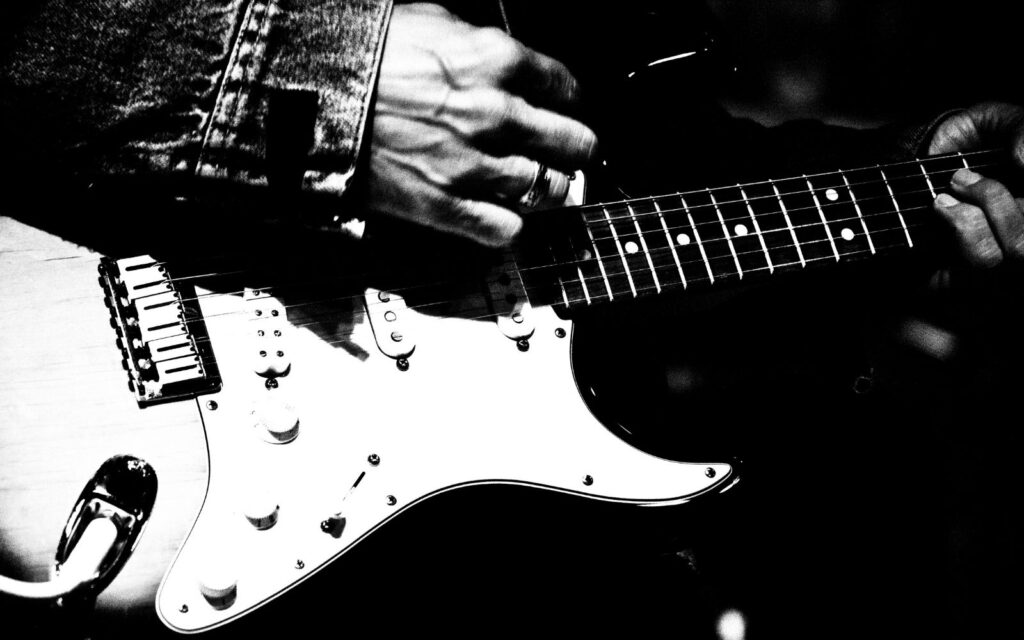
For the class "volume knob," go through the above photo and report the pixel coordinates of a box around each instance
[242,494,280,530]
[253,400,299,443]
[198,565,238,610]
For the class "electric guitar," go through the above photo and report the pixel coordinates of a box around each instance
[0,146,1007,636]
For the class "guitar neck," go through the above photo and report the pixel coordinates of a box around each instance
[518,149,1004,309]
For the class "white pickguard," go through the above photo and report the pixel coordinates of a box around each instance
[155,178,736,633]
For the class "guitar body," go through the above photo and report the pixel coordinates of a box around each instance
[0,205,735,636]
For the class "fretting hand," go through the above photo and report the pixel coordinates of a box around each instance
[364,3,598,246]
[929,102,1024,268]
[896,102,1024,360]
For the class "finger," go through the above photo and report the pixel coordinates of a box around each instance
[506,48,583,112]
[429,190,524,247]
[933,192,1004,268]
[950,168,1024,261]
[473,28,583,112]
[476,157,571,209]
[467,89,597,169]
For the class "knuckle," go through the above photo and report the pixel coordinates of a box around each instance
[476,28,523,73]
[975,179,1005,201]
[975,241,1004,269]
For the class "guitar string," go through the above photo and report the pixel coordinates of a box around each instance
[106,159,991,319]
[69,194,969,371]
[29,209,942,378]
[574,181,961,257]
[105,148,992,298]
[188,196,966,331]
[11,222,946,386]
[19,152,1001,350]
[572,148,997,215]
[584,158,992,229]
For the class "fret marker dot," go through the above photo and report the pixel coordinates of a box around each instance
[825,188,840,202]
[676,233,691,246]
[733,224,749,237]
[624,241,640,254]
[841,227,855,242]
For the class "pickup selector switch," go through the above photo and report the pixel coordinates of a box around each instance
[253,400,299,443]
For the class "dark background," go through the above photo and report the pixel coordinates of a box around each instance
[708,0,1022,126]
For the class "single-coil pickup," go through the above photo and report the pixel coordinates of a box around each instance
[486,261,535,341]
[245,289,291,377]
[364,288,415,359]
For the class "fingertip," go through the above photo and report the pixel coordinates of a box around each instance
[950,167,982,188]
[934,192,960,208]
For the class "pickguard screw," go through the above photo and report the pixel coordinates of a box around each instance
[265,378,279,390]
[583,475,594,486]
[259,350,267,357]
[206,400,218,411]
[295,559,305,570]
[274,329,282,337]
[179,604,189,614]
[386,495,397,506]
[368,454,381,466]
[397,358,410,372]
[271,310,279,317]
[255,309,262,317]
[705,468,716,478]
[276,350,284,357]
[555,328,566,338]
[516,339,530,352]
[257,329,265,337]
[378,291,391,303]
[391,331,403,343]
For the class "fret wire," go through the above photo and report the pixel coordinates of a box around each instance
[739,185,774,274]
[582,219,615,300]
[957,151,971,169]
[654,199,687,288]
[591,159,999,230]
[803,175,840,261]
[565,232,594,304]
[529,202,941,277]
[541,238,574,308]
[707,189,744,278]
[627,203,662,294]
[878,166,913,248]
[578,149,998,219]
[919,162,937,199]
[538,219,936,301]
[591,182,956,247]
[681,195,715,283]
[841,171,876,254]
[601,206,637,298]
[770,179,806,267]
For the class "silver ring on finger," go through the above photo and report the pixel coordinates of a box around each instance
[518,162,550,209]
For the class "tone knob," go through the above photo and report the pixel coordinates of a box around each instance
[198,565,238,610]
[242,495,280,530]
[253,400,299,443]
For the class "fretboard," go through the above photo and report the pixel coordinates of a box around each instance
[517,149,1004,309]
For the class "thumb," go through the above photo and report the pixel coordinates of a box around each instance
[928,102,1024,166]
